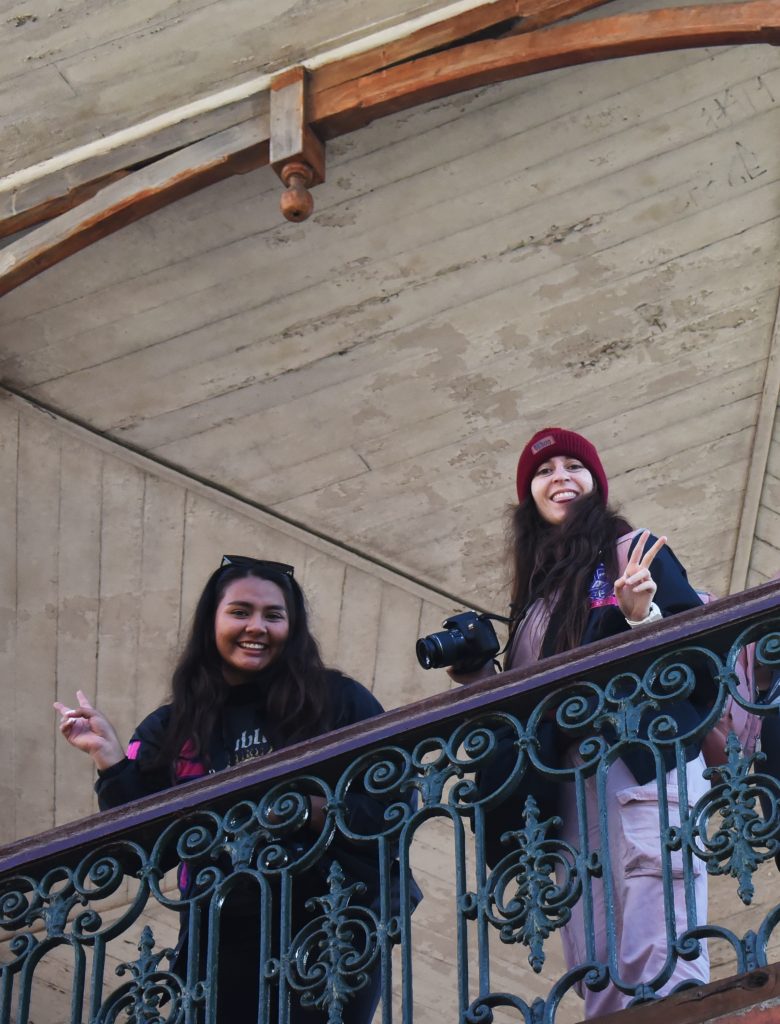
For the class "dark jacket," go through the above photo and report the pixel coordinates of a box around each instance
[96,670,385,821]
[96,670,419,946]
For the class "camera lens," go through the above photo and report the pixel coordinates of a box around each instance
[415,636,441,669]
[415,628,466,670]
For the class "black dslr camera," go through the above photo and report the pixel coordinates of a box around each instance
[416,610,501,673]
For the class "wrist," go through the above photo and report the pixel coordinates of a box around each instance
[625,602,662,628]
[447,660,496,685]
[96,756,128,778]
[94,747,125,772]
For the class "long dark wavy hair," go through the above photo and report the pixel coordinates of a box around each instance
[508,488,632,656]
[153,562,332,772]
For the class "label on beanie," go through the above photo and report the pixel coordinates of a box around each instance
[531,435,555,454]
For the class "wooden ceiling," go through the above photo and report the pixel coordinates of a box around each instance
[1,0,780,614]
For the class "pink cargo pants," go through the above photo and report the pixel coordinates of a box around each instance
[557,751,710,1018]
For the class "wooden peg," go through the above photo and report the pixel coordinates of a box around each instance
[271,67,325,223]
[279,160,315,221]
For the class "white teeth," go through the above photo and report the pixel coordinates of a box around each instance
[552,491,577,502]
[239,642,266,650]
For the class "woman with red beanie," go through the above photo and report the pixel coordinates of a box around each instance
[455,427,711,1017]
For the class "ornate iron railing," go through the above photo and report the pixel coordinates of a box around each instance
[3,583,780,1024]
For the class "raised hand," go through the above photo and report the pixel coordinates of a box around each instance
[614,530,666,623]
[53,690,125,771]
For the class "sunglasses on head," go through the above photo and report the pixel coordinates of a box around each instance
[220,555,295,577]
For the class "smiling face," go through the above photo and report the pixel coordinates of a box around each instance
[214,576,290,685]
[530,454,595,525]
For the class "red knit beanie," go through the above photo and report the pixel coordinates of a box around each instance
[516,427,608,504]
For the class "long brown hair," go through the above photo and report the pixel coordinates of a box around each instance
[508,489,632,656]
[153,562,332,773]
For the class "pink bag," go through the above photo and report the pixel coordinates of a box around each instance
[695,593,760,768]
[616,532,761,768]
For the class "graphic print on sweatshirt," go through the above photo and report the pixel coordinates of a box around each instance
[230,725,273,765]
[589,562,618,609]
[219,698,275,766]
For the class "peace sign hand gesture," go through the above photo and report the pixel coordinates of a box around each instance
[614,530,667,624]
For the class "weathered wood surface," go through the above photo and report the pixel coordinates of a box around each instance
[730,298,780,592]
[0,93,269,241]
[2,41,778,605]
[0,0,565,234]
[0,122,271,298]
[2,0,608,236]
[0,0,466,179]
[311,2,780,136]
[0,0,673,229]
[584,960,780,1024]
[310,0,613,95]
[3,0,779,295]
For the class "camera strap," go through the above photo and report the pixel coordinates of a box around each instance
[482,611,512,662]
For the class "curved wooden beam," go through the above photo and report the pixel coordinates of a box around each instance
[310,1,780,135]
[1,0,778,299]
[0,0,606,242]
[0,123,268,299]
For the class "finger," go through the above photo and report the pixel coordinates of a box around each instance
[76,690,93,709]
[53,702,84,728]
[630,530,650,568]
[58,707,93,723]
[641,535,667,568]
[631,580,657,593]
[624,568,650,586]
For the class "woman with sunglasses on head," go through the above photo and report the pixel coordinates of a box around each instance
[451,428,712,1018]
[54,555,399,1024]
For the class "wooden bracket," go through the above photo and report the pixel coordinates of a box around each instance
[270,67,325,222]
[3,1,780,294]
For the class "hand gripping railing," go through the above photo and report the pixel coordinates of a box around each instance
[2,582,780,1024]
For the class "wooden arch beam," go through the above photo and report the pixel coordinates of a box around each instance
[310,1,780,135]
[0,125,270,299]
[1,0,778,299]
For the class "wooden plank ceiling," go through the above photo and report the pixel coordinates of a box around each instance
[2,1,777,293]
[1,2,780,615]
[0,0,472,180]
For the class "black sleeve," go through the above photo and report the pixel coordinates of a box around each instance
[582,534,703,647]
[324,672,404,837]
[95,707,173,811]
[627,534,716,716]
[637,535,703,617]
[328,672,385,729]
